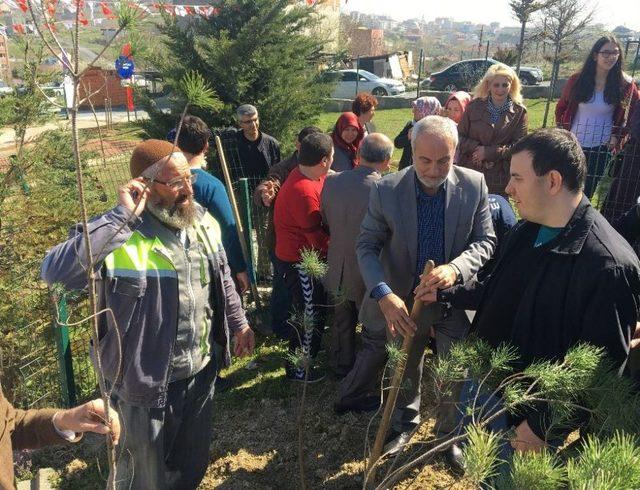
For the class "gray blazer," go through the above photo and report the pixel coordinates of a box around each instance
[357,165,496,330]
[321,165,382,305]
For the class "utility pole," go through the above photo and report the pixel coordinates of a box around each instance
[477,25,484,57]
[416,48,424,98]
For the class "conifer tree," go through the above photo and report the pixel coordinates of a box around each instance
[142,0,332,145]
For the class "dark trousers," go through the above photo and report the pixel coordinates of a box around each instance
[583,145,610,199]
[270,252,292,339]
[329,299,359,377]
[456,379,563,485]
[279,260,327,374]
[112,361,217,490]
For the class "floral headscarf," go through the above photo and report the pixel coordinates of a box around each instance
[412,96,442,121]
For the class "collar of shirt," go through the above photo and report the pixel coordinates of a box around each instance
[240,131,263,148]
[414,174,447,201]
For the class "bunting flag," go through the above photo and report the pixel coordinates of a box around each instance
[0,0,326,23]
[99,0,113,17]
[46,0,58,16]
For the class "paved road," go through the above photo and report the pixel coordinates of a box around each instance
[0,108,149,154]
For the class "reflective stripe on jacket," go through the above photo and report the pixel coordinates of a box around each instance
[41,205,247,408]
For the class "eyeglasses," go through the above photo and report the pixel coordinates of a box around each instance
[151,173,197,191]
[492,82,511,88]
[598,50,620,58]
[239,117,259,125]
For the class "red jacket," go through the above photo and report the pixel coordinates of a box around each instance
[555,73,639,148]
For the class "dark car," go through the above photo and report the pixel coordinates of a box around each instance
[513,66,543,85]
[424,58,498,92]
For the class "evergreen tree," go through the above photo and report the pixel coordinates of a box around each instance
[141,0,332,147]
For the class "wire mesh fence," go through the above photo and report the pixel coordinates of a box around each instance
[210,129,276,287]
[3,118,639,411]
[2,131,274,409]
[0,139,135,409]
[569,123,640,224]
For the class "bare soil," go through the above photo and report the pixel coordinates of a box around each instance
[25,335,469,489]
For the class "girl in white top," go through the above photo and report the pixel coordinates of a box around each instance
[556,35,639,198]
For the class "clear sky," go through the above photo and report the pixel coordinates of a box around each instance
[343,0,640,31]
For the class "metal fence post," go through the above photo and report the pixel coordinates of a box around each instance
[238,178,257,287]
[53,294,77,407]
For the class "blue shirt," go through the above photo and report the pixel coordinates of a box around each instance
[534,225,563,248]
[371,177,446,301]
[488,194,517,243]
[415,177,446,277]
[191,168,247,274]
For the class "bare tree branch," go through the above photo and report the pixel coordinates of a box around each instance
[25,0,74,74]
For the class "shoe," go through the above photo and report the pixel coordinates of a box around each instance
[214,375,233,393]
[333,395,380,415]
[286,366,326,383]
[444,443,466,474]
[383,429,415,456]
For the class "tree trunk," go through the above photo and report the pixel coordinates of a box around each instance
[542,44,561,128]
[516,19,527,75]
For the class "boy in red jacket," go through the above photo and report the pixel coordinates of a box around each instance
[274,133,333,382]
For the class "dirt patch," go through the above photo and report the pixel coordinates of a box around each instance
[25,336,465,489]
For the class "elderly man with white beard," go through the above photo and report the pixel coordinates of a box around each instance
[41,139,254,489]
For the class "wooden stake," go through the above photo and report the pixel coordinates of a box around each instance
[214,135,262,308]
[367,259,435,481]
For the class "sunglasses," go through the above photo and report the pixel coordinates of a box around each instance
[492,82,511,88]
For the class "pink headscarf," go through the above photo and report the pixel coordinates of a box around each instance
[445,91,472,113]
[412,96,442,121]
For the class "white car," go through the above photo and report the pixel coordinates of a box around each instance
[0,80,13,96]
[325,69,405,98]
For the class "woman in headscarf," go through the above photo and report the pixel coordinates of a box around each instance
[457,63,528,196]
[331,112,365,172]
[394,96,442,170]
[443,91,472,125]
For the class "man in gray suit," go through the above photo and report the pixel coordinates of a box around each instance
[321,134,393,381]
[339,116,496,452]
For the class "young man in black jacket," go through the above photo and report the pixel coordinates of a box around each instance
[416,128,640,455]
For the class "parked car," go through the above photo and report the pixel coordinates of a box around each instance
[422,58,543,91]
[0,80,13,97]
[323,69,405,98]
[512,66,543,85]
[423,59,498,92]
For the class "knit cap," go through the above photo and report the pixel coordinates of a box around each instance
[130,139,176,178]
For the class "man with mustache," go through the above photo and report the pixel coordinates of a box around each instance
[41,139,254,489]
[346,116,496,457]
